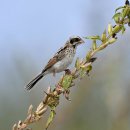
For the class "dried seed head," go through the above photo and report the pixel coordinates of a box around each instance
[36,102,44,113]
[28,105,33,115]
[37,107,48,116]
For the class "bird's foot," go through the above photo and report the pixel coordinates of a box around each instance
[64,69,71,75]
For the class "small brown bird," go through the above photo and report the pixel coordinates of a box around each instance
[26,36,84,90]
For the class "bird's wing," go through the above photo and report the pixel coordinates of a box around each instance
[42,46,67,73]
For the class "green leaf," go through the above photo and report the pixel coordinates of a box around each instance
[115,6,125,13]
[86,51,92,61]
[112,12,121,23]
[88,65,92,71]
[80,65,92,78]
[127,11,130,18]
[92,40,97,50]
[62,75,73,90]
[84,35,101,40]
[108,38,117,44]
[75,58,80,70]
[113,12,122,19]
[80,68,86,78]
[121,26,126,34]
[101,30,107,43]
[108,23,113,35]
[112,25,123,34]
[122,6,130,19]
[46,108,56,130]
[87,65,92,74]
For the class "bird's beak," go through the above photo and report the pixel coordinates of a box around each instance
[80,39,85,44]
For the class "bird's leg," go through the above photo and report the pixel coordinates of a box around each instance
[64,69,71,75]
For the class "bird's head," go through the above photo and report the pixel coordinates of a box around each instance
[69,36,85,47]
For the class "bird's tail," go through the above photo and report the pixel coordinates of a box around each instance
[25,73,44,91]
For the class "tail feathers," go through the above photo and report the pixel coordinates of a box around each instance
[25,73,44,90]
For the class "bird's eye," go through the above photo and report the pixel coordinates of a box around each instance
[75,38,80,42]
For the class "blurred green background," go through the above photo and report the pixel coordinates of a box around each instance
[0,0,130,130]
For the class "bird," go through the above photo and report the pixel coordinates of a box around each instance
[25,36,84,90]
